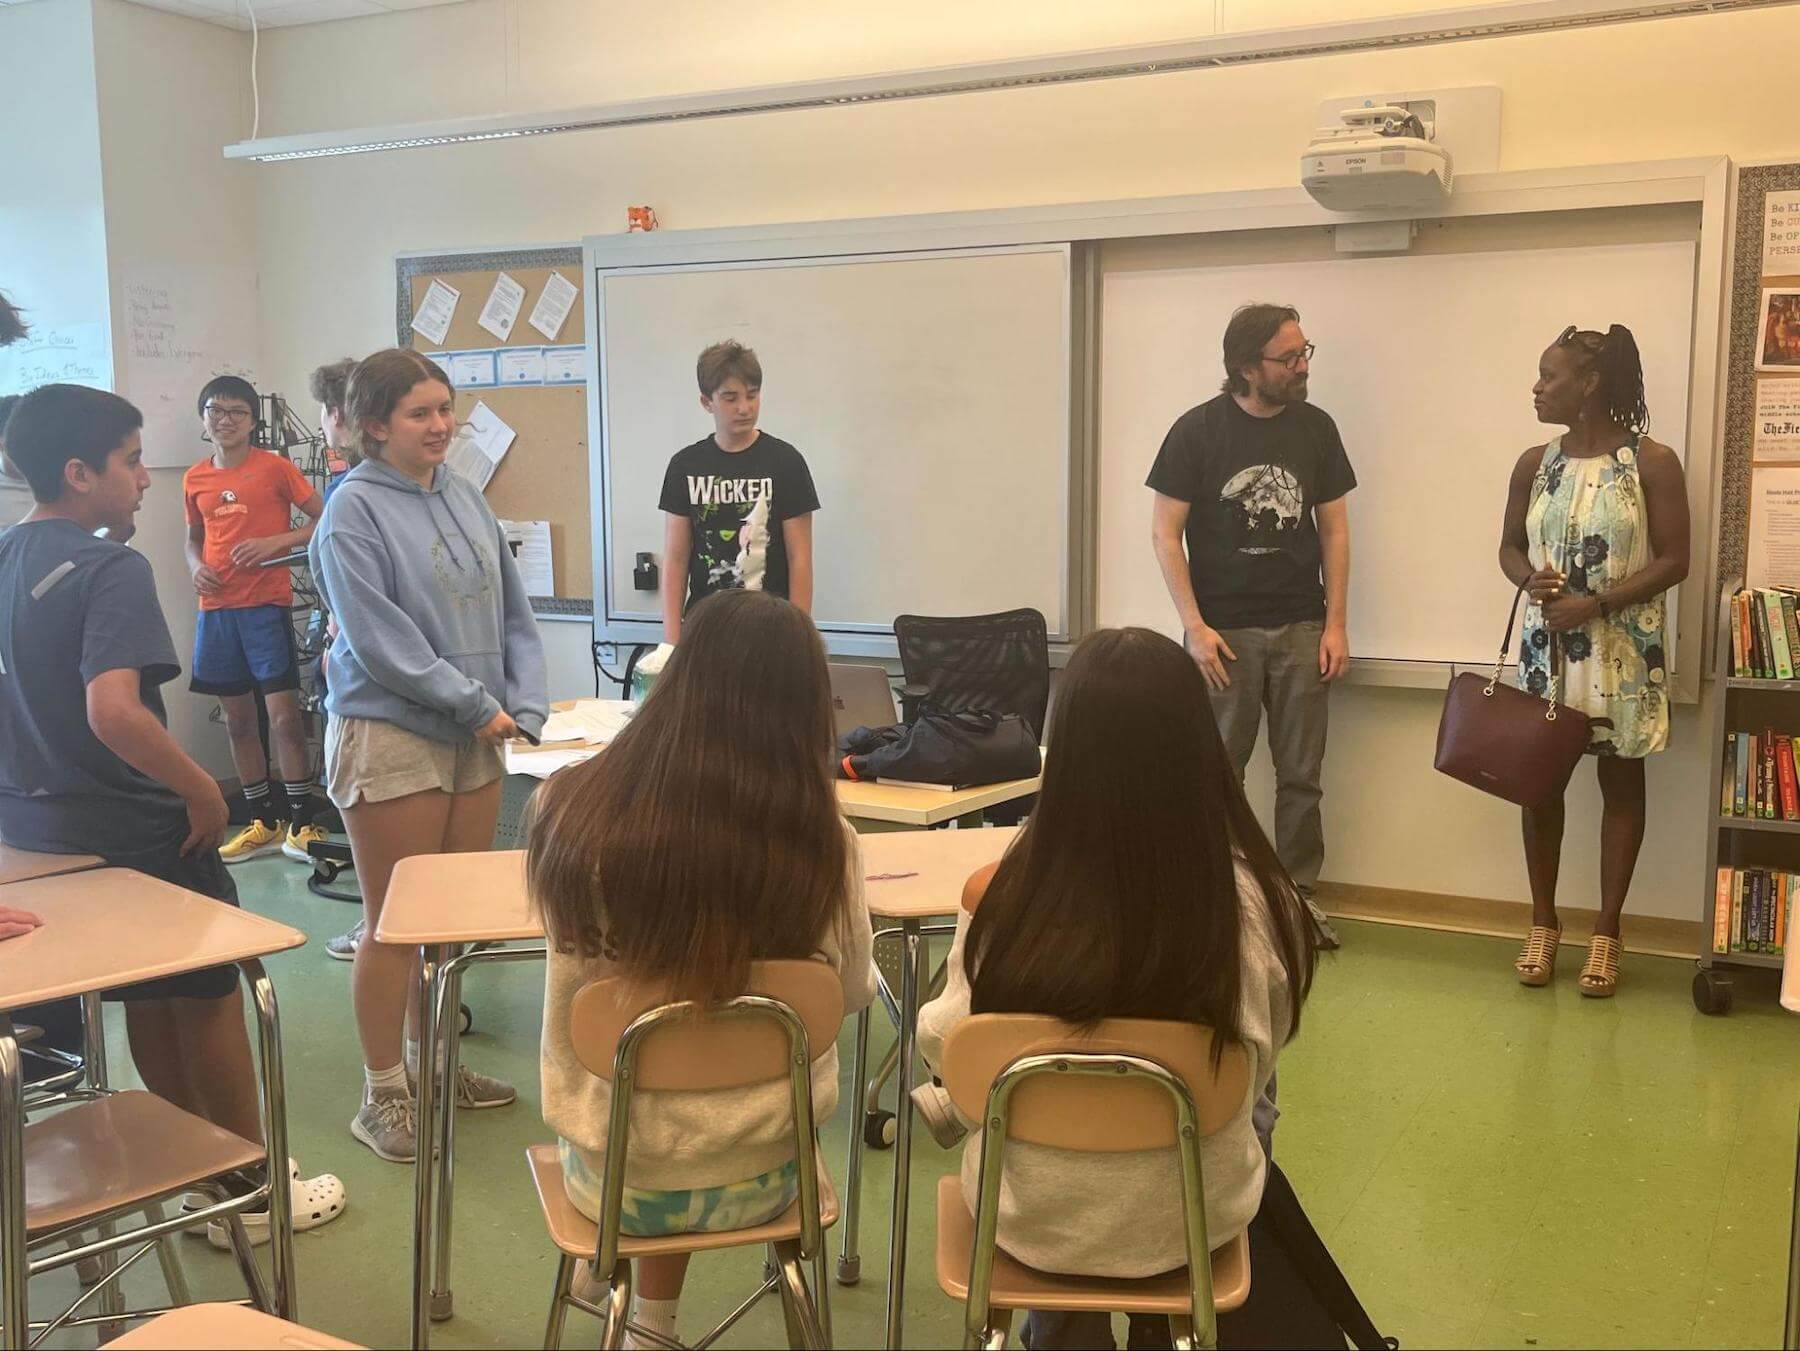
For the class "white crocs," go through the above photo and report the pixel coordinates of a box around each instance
[205,1159,347,1250]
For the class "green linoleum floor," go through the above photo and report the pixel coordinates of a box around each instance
[38,855,1800,1349]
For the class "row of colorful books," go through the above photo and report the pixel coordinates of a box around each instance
[1713,868,1794,955]
[1722,729,1800,819]
[1732,587,1800,679]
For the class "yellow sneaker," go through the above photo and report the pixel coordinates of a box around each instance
[220,819,288,864]
[282,823,329,864]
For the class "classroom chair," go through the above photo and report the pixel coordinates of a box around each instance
[525,959,843,1350]
[933,1015,1253,1351]
[10,1087,279,1345]
[105,1301,362,1348]
[893,608,1051,742]
[19,996,194,1331]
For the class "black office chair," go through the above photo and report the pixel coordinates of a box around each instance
[893,607,1050,739]
[892,608,1048,828]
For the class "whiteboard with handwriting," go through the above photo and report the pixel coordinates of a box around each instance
[0,323,113,399]
[119,264,261,469]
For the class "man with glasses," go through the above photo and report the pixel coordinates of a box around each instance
[183,376,326,864]
[1148,303,1356,952]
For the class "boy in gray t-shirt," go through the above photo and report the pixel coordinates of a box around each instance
[0,383,344,1235]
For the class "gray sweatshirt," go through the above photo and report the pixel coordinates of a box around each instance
[309,458,547,742]
[540,825,877,1191]
[917,861,1290,1279]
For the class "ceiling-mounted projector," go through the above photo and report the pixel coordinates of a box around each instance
[1302,101,1452,212]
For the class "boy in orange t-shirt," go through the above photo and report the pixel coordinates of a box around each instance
[183,376,325,863]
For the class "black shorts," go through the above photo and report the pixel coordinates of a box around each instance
[100,842,243,1002]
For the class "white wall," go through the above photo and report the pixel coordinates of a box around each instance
[0,0,108,524]
[242,1,1798,921]
[91,0,259,773]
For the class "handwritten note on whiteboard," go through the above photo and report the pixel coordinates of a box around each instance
[0,323,113,397]
[1766,192,1800,276]
[120,264,261,468]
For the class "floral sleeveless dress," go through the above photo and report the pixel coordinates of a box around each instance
[1519,435,1669,759]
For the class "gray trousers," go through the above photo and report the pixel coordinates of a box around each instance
[1207,619,1331,891]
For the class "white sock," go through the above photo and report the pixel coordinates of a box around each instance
[625,1295,678,1349]
[403,1038,421,1075]
[364,1062,407,1100]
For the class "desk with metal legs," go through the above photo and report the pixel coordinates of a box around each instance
[837,826,1018,1351]
[0,868,305,1348]
[376,850,544,1351]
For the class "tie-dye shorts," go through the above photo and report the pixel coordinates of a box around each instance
[558,1138,799,1236]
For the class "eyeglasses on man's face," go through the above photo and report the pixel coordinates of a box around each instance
[1260,342,1315,371]
[204,404,254,424]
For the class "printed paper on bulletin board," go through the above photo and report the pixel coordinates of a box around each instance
[408,268,589,599]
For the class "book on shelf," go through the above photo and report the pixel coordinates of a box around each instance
[1729,586,1800,678]
[1716,867,1796,955]
[1720,727,1800,820]
[1767,592,1796,680]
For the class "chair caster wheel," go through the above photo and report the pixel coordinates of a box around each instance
[836,1254,861,1286]
[863,1109,896,1150]
[430,1290,454,1321]
[459,1004,473,1034]
[1693,968,1733,1015]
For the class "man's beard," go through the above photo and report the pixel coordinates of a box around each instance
[1258,375,1308,406]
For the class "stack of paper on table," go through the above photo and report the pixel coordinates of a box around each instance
[502,699,634,779]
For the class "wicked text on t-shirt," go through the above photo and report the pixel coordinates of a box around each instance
[657,433,820,609]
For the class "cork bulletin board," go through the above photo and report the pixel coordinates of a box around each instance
[1720,163,1800,598]
[397,247,591,613]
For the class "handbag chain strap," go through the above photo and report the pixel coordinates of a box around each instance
[1485,583,1563,721]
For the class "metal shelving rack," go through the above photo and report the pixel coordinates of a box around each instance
[1698,579,1796,1013]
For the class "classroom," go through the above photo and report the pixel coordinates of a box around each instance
[3,0,1800,1347]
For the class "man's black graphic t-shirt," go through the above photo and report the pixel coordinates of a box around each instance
[658,433,820,610]
[1146,394,1356,631]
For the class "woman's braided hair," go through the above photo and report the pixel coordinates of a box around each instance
[1556,323,1649,434]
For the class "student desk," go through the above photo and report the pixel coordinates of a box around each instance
[0,847,102,888]
[375,850,541,1351]
[836,776,1038,830]
[502,741,1040,831]
[0,868,307,1345]
[848,825,1017,1351]
[380,826,1017,1351]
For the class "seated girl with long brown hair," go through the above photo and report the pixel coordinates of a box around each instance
[917,626,1337,1350]
[528,588,875,1349]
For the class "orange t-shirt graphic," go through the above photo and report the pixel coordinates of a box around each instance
[182,449,313,611]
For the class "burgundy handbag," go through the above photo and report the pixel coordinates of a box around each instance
[1434,584,1607,808]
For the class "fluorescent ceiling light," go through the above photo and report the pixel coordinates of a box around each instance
[226,0,1799,162]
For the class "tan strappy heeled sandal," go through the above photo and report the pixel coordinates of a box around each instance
[1515,925,1561,987]
[1579,933,1622,997]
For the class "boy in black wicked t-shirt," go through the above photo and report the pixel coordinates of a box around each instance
[658,341,819,642]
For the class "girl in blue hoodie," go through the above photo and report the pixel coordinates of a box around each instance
[309,347,548,1163]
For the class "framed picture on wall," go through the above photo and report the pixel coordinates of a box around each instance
[1758,288,1800,371]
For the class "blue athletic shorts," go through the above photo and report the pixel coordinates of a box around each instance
[190,604,298,697]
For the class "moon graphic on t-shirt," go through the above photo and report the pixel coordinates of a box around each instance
[1219,465,1303,555]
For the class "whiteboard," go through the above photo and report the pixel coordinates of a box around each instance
[118,263,262,469]
[594,246,1071,636]
[1097,237,1696,668]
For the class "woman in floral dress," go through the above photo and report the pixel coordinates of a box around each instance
[1497,325,1690,996]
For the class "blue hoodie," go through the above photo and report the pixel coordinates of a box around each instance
[310,457,547,743]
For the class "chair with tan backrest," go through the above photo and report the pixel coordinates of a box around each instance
[934,1016,1255,1351]
[526,959,844,1350]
